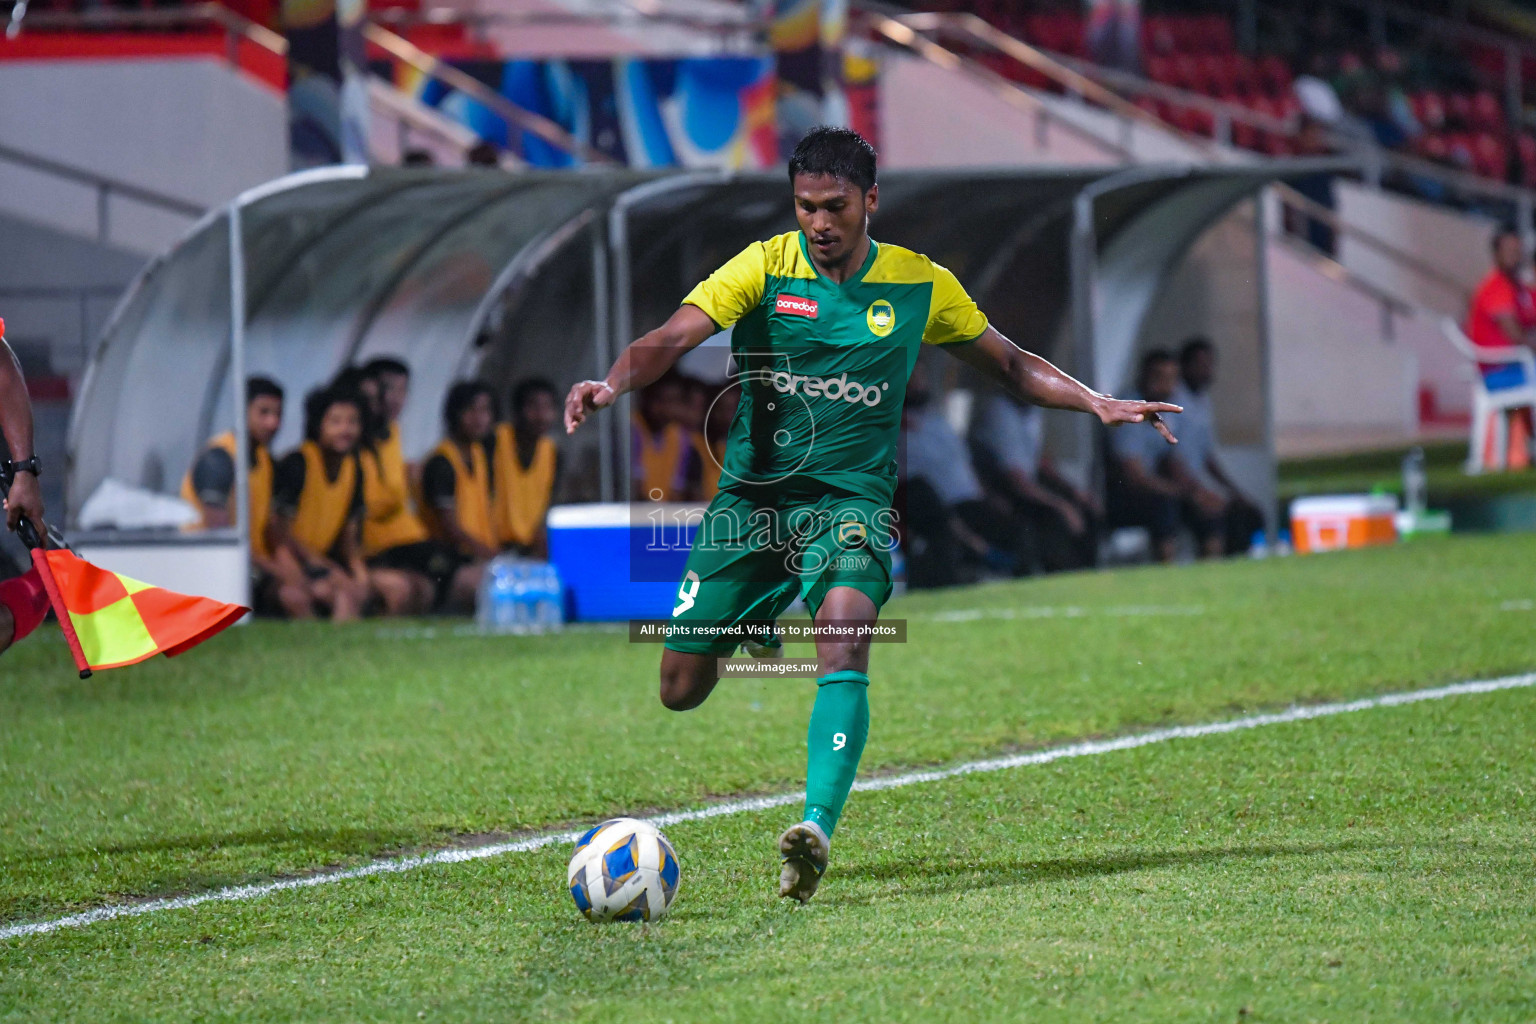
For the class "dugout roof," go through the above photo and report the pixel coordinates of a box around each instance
[68,160,1341,526]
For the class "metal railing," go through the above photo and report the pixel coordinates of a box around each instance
[1258,0,1536,125]
[866,7,1234,160]
[6,4,605,167]
[0,141,206,244]
[362,24,617,167]
[865,9,1536,232]
[1271,181,1472,306]
[13,2,287,62]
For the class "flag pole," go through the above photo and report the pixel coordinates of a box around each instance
[1,474,91,678]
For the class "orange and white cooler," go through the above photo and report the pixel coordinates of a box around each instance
[1290,494,1399,554]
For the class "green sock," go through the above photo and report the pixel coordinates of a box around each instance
[803,669,870,838]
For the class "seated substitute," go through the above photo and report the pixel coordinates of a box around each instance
[268,387,371,622]
[1170,337,1264,555]
[492,377,561,559]
[970,391,1100,572]
[631,370,700,502]
[346,361,444,615]
[182,376,309,617]
[422,381,500,611]
[1108,349,1223,562]
[900,360,1029,586]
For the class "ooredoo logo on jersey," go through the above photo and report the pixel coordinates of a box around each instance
[762,370,889,407]
[775,294,818,319]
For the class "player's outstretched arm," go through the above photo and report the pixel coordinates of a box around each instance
[0,325,45,536]
[948,326,1182,445]
[564,305,719,434]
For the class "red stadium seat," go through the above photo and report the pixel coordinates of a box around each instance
[1173,104,1216,137]
[1261,133,1295,156]
[1414,132,1450,162]
[1193,15,1234,54]
[1258,55,1292,94]
[1232,55,1259,93]
[1412,91,1446,131]
[1446,93,1473,128]
[1472,132,1508,180]
[1141,16,1177,57]
[1470,91,1504,132]
[1232,115,1260,150]
[1517,133,1536,186]
[1200,54,1236,94]
[1145,54,1176,84]
[1171,53,1204,92]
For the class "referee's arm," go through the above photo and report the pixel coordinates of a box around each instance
[0,328,44,535]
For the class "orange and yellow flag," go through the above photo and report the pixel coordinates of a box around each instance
[31,549,247,673]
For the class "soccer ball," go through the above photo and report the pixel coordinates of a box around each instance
[567,817,681,923]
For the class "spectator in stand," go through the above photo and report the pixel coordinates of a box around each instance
[1293,52,1346,127]
[1107,350,1220,563]
[1288,117,1338,255]
[1465,228,1536,467]
[1170,338,1265,555]
[492,378,562,558]
[422,381,501,611]
[182,377,309,617]
[632,371,699,502]
[268,387,371,622]
[970,391,1100,573]
[1373,46,1422,143]
[899,360,1027,587]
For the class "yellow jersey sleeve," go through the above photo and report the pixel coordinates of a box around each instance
[923,263,989,346]
[682,242,768,329]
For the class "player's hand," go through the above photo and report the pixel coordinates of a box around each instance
[3,470,45,539]
[1096,398,1182,445]
[564,380,617,434]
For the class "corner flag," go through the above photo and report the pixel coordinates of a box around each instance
[31,548,247,675]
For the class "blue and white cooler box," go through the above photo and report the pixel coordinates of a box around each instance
[546,503,704,621]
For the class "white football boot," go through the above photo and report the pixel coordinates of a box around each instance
[777,820,830,903]
[741,626,783,660]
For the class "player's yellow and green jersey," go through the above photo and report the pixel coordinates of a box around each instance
[682,230,987,506]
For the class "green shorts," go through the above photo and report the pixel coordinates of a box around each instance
[663,485,895,657]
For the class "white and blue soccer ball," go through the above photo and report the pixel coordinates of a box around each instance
[567,817,681,923]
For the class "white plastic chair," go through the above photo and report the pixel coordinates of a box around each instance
[1440,317,1536,473]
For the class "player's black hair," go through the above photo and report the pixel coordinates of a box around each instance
[363,356,410,379]
[788,126,877,193]
[510,377,558,419]
[1179,336,1214,365]
[329,366,387,446]
[443,380,497,437]
[303,387,364,446]
[1137,348,1177,389]
[246,376,283,406]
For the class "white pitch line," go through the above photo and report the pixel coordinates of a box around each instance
[4,671,1533,942]
[926,605,1207,623]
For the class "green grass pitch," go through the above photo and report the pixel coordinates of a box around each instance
[2,534,1534,1021]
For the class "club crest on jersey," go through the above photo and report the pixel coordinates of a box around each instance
[866,299,895,337]
[775,294,818,319]
[836,520,867,546]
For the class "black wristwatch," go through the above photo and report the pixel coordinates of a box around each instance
[2,456,41,479]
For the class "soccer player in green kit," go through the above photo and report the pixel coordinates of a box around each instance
[565,127,1180,903]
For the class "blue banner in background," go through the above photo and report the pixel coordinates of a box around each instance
[387,55,780,169]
